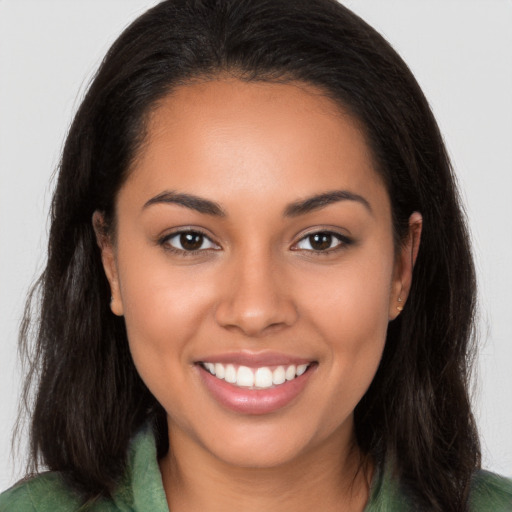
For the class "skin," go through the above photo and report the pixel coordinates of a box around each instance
[96,78,422,512]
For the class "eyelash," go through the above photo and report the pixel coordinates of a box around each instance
[158,229,219,256]
[158,229,352,256]
[292,230,352,255]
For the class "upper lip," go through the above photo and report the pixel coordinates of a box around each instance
[195,350,315,368]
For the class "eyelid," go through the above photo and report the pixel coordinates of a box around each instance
[156,226,352,255]
[290,228,353,253]
[158,227,221,253]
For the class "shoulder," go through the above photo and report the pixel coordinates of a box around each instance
[469,470,512,511]
[0,472,115,512]
[0,472,81,511]
[0,424,165,512]
[366,463,512,511]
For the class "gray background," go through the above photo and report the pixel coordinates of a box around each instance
[1,0,511,490]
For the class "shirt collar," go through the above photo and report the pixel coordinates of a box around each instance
[111,424,409,512]
[112,423,170,511]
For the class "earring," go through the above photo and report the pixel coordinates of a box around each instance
[396,296,404,312]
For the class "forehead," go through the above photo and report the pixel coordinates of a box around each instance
[123,78,388,215]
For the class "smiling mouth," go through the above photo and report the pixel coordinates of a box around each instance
[199,362,313,389]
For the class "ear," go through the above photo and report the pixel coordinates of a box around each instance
[389,212,422,320]
[92,211,124,316]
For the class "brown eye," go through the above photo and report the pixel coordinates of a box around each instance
[162,230,218,252]
[294,231,350,252]
[309,233,333,250]
[180,232,204,250]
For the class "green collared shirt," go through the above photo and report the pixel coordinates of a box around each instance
[1,426,511,511]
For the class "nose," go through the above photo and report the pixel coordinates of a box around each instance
[214,250,298,337]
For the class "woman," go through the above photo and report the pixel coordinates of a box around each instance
[1,0,511,510]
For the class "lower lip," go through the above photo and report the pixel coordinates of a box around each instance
[198,364,316,415]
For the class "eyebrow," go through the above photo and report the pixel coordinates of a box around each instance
[284,190,373,217]
[143,191,226,216]
[143,189,372,218]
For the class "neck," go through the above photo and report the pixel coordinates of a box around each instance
[159,421,372,512]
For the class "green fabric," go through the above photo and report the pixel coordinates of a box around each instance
[0,426,169,512]
[1,426,511,511]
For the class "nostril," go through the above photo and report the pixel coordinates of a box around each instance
[214,295,298,337]
[213,261,299,336]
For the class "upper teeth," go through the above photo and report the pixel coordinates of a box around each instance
[202,362,309,389]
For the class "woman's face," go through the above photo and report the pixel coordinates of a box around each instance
[100,79,418,468]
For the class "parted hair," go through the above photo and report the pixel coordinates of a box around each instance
[19,1,480,510]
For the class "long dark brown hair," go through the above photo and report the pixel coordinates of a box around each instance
[18,0,480,509]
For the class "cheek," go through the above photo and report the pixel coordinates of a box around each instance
[297,246,394,400]
[303,294,388,438]
[117,260,218,429]
[115,245,216,380]
[313,286,388,382]
[301,248,393,340]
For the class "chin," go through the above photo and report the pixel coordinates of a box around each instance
[207,435,313,469]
